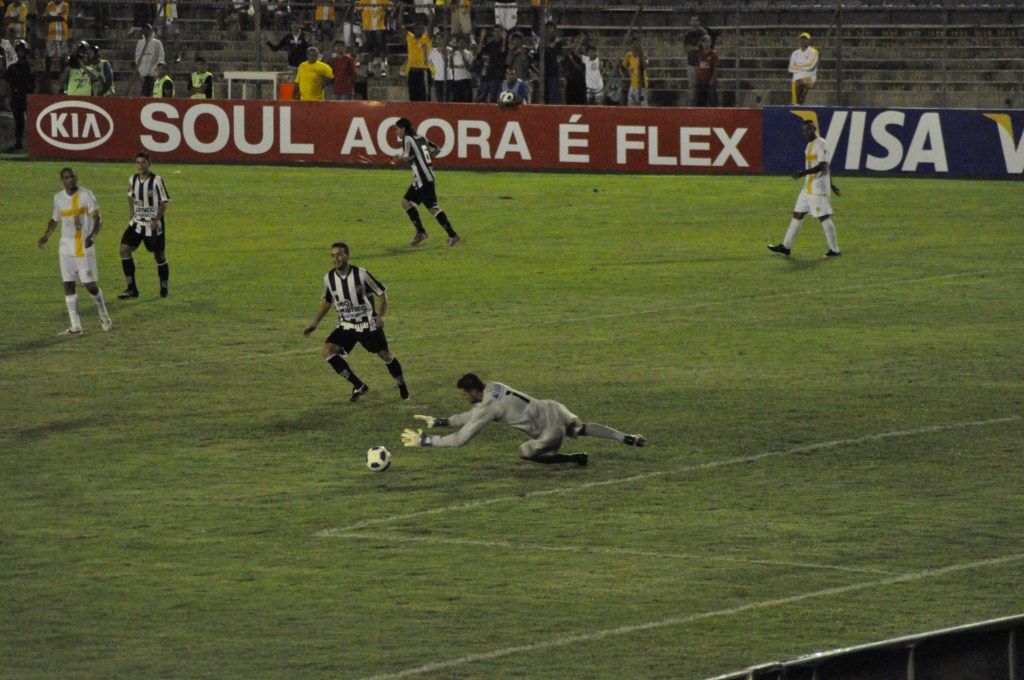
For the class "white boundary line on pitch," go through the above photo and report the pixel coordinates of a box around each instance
[354,552,1024,680]
[332,532,896,576]
[316,415,1020,536]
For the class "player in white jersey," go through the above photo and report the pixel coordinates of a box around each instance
[37,167,113,335]
[769,120,841,258]
[401,373,647,466]
[119,151,171,299]
[303,242,410,402]
[788,32,818,105]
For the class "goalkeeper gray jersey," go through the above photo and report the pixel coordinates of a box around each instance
[433,382,551,448]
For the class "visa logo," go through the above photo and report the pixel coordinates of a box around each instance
[983,114,1024,174]
[791,110,948,172]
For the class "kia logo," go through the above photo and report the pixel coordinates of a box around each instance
[36,100,115,150]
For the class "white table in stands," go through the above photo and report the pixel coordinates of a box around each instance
[223,71,291,100]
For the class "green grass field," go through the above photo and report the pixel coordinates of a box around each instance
[1,159,1022,680]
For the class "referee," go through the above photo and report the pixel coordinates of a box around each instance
[303,242,410,402]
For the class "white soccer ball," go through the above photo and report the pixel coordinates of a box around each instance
[498,90,515,104]
[366,445,391,472]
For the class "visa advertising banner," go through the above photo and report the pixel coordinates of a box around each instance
[27,95,763,174]
[763,106,1024,178]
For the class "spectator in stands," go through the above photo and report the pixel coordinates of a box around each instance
[582,43,603,105]
[358,0,391,77]
[266,20,310,74]
[449,0,471,42]
[187,55,213,98]
[540,20,562,104]
[338,0,360,50]
[497,64,526,108]
[88,43,115,95]
[475,24,506,103]
[788,31,818,105]
[694,35,718,107]
[329,39,356,99]
[155,0,182,63]
[314,0,335,49]
[4,0,29,40]
[41,0,69,81]
[0,26,16,66]
[3,38,33,152]
[562,31,586,105]
[152,60,174,96]
[293,45,333,100]
[262,0,292,30]
[682,15,707,106]
[449,32,474,102]
[621,35,648,107]
[398,6,433,102]
[134,23,164,95]
[529,0,550,44]
[427,31,452,102]
[504,31,533,96]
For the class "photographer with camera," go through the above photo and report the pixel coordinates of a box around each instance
[58,41,99,96]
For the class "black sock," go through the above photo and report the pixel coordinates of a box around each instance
[434,210,456,237]
[157,260,169,291]
[121,257,137,289]
[327,355,362,386]
[406,207,426,233]
[386,357,409,397]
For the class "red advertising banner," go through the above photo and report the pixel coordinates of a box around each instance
[27,95,763,173]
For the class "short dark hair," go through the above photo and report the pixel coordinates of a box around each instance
[135,151,151,161]
[59,166,76,178]
[395,117,414,134]
[331,242,349,254]
[457,373,485,392]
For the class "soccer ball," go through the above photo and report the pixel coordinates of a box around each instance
[498,90,515,104]
[366,445,391,472]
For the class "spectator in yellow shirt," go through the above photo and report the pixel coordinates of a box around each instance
[398,6,433,101]
[620,36,649,107]
[293,46,334,100]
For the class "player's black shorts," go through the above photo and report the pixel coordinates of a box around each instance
[403,182,439,210]
[326,326,390,355]
[121,224,166,253]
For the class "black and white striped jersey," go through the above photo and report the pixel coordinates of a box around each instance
[403,133,439,189]
[127,173,171,236]
[322,266,387,331]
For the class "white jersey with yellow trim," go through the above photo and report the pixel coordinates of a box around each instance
[52,187,100,257]
[804,136,831,196]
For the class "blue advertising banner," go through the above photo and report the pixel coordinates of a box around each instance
[763,107,1024,179]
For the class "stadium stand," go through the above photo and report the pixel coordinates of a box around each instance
[1,0,1022,108]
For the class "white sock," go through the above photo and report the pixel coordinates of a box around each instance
[783,218,803,249]
[65,294,82,330]
[91,289,110,321]
[821,218,839,252]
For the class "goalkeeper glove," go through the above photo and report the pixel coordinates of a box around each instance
[401,428,432,447]
[414,415,448,428]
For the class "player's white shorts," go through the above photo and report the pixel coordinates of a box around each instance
[519,399,582,458]
[60,252,100,283]
[793,192,833,218]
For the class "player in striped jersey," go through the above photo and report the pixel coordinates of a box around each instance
[119,151,172,298]
[303,242,410,402]
[393,117,461,247]
[401,374,647,466]
[37,167,113,335]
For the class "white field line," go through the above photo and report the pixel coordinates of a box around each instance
[2,269,1007,378]
[354,552,1024,680]
[331,532,896,576]
[316,415,1020,536]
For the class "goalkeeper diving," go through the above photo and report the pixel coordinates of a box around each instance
[401,373,647,466]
